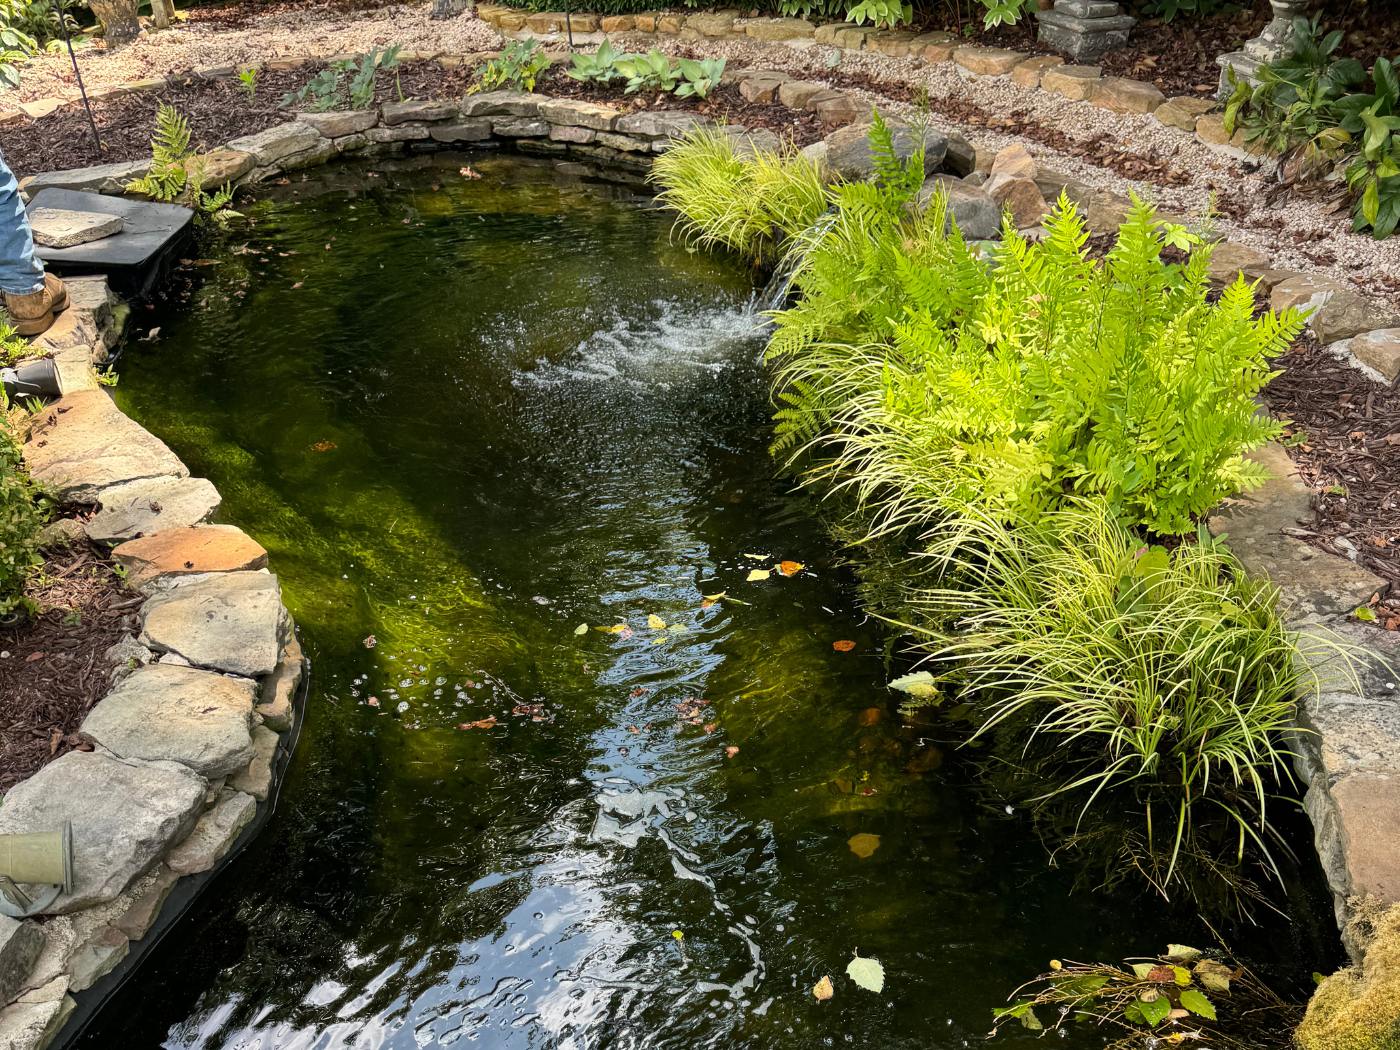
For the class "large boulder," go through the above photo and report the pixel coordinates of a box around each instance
[1272,274,1400,344]
[812,119,948,182]
[81,663,256,777]
[23,391,187,503]
[140,570,287,678]
[0,751,205,913]
[918,175,1001,240]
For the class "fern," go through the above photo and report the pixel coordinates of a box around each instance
[126,104,193,203]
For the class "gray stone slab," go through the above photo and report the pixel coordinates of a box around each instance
[919,175,1001,240]
[0,977,74,1050]
[23,390,187,503]
[29,207,123,249]
[223,121,321,166]
[18,158,148,196]
[256,633,303,732]
[81,663,256,777]
[140,571,287,677]
[228,724,279,802]
[816,119,948,182]
[0,751,205,913]
[26,188,193,271]
[86,475,222,544]
[0,918,44,1005]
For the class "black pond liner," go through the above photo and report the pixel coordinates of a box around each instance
[50,646,311,1050]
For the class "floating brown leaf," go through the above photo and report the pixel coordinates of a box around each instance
[458,717,497,730]
[847,832,880,859]
[832,640,856,652]
[812,975,834,1002]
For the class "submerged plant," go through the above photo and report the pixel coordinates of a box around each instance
[650,127,828,265]
[991,943,1298,1048]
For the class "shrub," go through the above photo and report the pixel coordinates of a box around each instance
[1224,17,1400,238]
[897,502,1315,897]
[0,403,43,618]
[650,127,829,265]
[282,45,401,110]
[766,192,1294,538]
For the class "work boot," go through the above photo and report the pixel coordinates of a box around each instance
[3,274,69,337]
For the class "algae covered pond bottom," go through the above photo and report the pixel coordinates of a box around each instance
[86,152,1336,1049]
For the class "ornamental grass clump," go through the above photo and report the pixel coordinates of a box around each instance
[650,127,829,266]
[896,502,1320,899]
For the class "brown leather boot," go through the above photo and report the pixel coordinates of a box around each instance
[3,274,69,337]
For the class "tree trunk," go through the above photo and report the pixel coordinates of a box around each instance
[88,0,141,46]
[430,0,470,19]
[151,0,175,30]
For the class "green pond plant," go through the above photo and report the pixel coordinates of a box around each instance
[0,399,44,618]
[650,114,1352,907]
[990,942,1299,1048]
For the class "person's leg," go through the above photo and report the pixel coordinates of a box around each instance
[0,150,44,297]
[0,148,67,337]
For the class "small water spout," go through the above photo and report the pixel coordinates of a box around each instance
[754,211,838,316]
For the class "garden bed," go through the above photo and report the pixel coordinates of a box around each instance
[0,541,138,791]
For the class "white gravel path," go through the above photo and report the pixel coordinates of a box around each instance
[16,2,501,102]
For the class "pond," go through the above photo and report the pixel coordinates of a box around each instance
[82,151,1338,1049]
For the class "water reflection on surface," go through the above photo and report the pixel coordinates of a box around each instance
[82,152,1336,1050]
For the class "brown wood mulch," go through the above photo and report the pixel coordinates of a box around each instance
[0,542,142,792]
[1263,335,1400,625]
[1,58,824,178]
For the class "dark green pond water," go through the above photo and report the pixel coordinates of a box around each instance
[84,151,1337,1049]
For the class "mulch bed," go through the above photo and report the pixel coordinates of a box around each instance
[2,58,824,177]
[0,542,143,792]
[1263,335,1400,618]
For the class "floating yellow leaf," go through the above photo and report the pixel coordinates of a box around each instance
[743,553,768,560]
[574,623,589,636]
[778,560,804,577]
[701,592,727,608]
[652,635,669,645]
[847,832,881,859]
[747,568,771,582]
[647,613,667,630]
[596,624,629,634]
[812,975,834,1001]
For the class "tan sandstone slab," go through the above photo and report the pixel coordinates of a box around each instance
[1348,329,1400,384]
[1207,241,1271,286]
[140,570,287,678]
[113,523,266,588]
[1092,76,1165,114]
[1040,64,1101,101]
[1273,274,1400,344]
[1010,55,1063,89]
[1331,774,1400,904]
[953,46,1025,76]
[29,207,123,249]
[1153,95,1215,132]
[23,390,187,503]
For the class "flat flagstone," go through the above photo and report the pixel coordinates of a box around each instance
[22,390,187,503]
[112,523,266,588]
[229,724,280,801]
[0,751,205,913]
[86,476,222,544]
[29,207,123,249]
[81,663,256,777]
[140,570,286,677]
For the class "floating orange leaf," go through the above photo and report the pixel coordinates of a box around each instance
[778,560,804,576]
[311,440,337,453]
[725,745,740,758]
[813,975,834,1001]
[832,639,857,652]
[457,716,497,730]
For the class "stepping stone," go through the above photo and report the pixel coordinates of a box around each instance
[29,207,123,248]
[81,663,256,777]
[112,523,266,589]
[23,390,187,504]
[86,476,222,544]
[0,751,205,913]
[140,570,287,677]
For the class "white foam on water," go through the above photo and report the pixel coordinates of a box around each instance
[516,298,764,390]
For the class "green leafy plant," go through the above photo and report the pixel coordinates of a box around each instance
[567,38,623,85]
[1140,0,1230,21]
[613,48,679,93]
[651,126,829,265]
[237,65,259,98]
[0,400,44,618]
[282,46,401,111]
[845,0,912,28]
[0,23,34,90]
[1224,17,1400,237]
[978,0,1033,29]
[470,38,550,94]
[673,56,724,99]
[991,943,1297,1048]
[126,105,242,227]
[0,318,28,367]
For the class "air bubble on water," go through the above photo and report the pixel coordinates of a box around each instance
[435,676,447,686]
[400,679,413,688]
[397,702,409,713]
[434,689,443,697]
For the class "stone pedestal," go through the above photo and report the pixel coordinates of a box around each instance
[1036,0,1135,63]
[1216,0,1307,97]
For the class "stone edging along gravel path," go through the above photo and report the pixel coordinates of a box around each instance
[6,52,1400,1047]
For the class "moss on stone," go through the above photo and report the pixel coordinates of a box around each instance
[1297,901,1400,1050]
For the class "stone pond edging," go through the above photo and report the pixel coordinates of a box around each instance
[0,287,306,1049]
[10,44,1400,1036]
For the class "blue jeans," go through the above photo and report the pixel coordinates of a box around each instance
[0,149,45,296]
